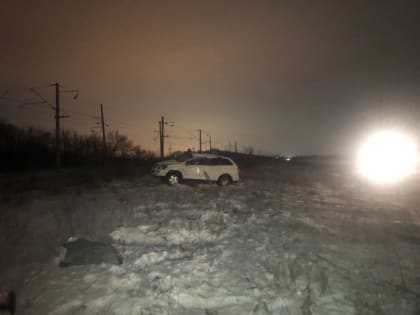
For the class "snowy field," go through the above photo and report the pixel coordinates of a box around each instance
[1,162,420,314]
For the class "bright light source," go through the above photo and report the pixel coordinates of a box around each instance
[357,130,417,183]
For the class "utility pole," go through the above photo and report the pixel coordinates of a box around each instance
[159,116,164,159]
[234,141,237,153]
[158,116,174,159]
[199,128,202,153]
[100,104,107,163]
[229,141,232,152]
[208,135,212,151]
[27,82,77,169]
[54,83,61,169]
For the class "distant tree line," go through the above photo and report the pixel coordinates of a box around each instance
[0,119,156,171]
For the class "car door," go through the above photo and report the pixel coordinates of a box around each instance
[184,158,206,180]
[198,158,214,181]
[208,157,234,180]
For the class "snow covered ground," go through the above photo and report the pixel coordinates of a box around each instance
[1,163,420,314]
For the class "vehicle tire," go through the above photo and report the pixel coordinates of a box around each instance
[166,171,182,185]
[217,174,232,186]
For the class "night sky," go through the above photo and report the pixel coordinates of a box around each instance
[1,0,419,155]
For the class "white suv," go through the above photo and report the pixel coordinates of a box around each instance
[152,153,239,186]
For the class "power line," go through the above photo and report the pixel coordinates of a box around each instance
[0,102,54,117]
[28,87,55,110]
[29,83,55,90]
[107,119,134,127]
[168,135,196,140]
[0,96,29,106]
[2,95,148,130]
[53,105,136,128]
[61,107,97,119]
[0,104,95,126]
[2,88,170,154]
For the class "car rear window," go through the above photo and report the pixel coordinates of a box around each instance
[210,157,233,165]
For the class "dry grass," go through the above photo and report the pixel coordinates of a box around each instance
[0,164,151,204]
[1,160,420,314]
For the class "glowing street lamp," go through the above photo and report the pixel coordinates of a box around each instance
[357,130,418,183]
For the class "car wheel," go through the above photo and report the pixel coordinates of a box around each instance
[217,174,232,186]
[167,172,181,185]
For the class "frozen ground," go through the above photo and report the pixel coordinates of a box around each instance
[1,163,420,314]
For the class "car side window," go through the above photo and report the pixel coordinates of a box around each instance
[186,158,209,165]
[208,158,219,165]
[211,157,233,165]
[198,158,211,165]
[223,158,233,165]
[186,158,200,166]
